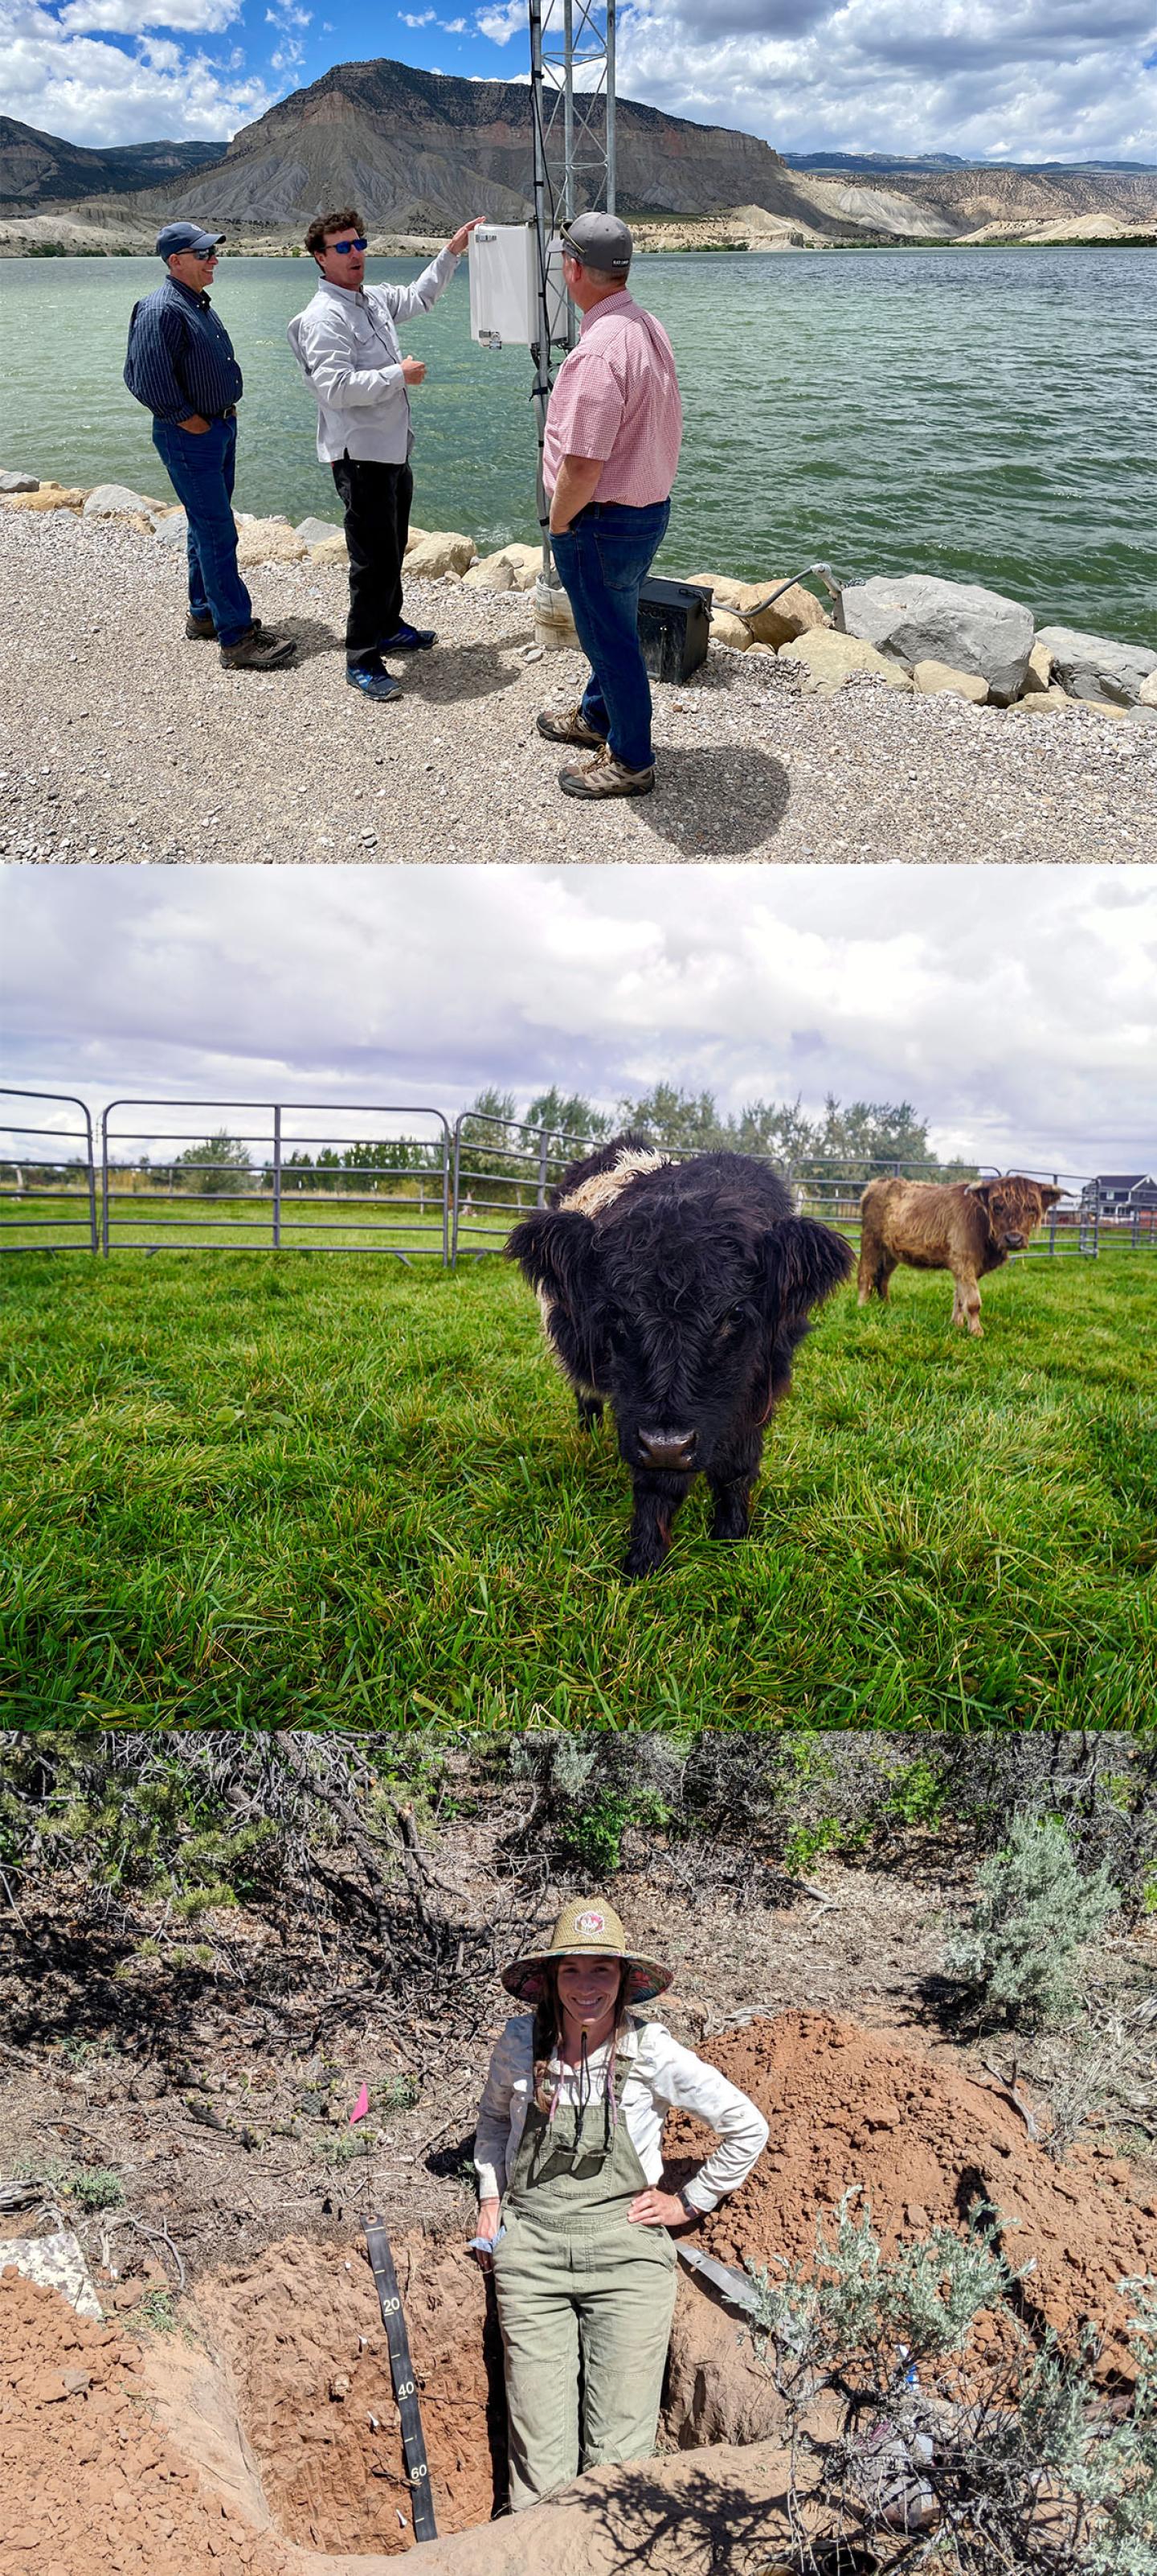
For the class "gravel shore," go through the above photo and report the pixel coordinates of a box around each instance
[2,509,1154,863]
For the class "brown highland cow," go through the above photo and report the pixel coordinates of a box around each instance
[857,1175,1065,1335]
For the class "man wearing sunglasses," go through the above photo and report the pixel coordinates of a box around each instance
[288,208,482,702]
[125,223,296,670]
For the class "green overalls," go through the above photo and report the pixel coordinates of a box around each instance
[492,2050,678,2510]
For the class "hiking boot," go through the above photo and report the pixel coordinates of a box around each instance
[537,704,607,748]
[379,620,435,652]
[188,612,263,641]
[558,744,655,800]
[347,659,402,703]
[219,625,294,670]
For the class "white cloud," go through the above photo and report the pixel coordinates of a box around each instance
[2,0,274,144]
[475,0,526,44]
[609,0,1157,163]
[399,7,436,23]
[58,0,238,30]
[2,866,1155,1175]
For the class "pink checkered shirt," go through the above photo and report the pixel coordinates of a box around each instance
[542,290,682,506]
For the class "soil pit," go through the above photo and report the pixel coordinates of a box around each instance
[665,2010,1157,2381]
[0,2268,282,2576]
[198,2236,498,2557]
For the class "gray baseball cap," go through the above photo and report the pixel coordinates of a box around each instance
[560,211,632,273]
[157,221,225,260]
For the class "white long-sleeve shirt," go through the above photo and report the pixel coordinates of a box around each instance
[474,2014,768,2215]
[287,247,461,465]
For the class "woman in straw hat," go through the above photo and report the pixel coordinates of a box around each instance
[472,1896,768,2510]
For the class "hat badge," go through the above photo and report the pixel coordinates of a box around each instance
[574,1909,606,1934]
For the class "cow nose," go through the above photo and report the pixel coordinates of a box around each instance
[1007,1231,1026,1249]
[637,1429,697,1472]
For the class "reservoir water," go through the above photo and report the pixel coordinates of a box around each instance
[2,245,1155,646]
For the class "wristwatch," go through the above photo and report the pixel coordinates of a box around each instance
[676,2188,701,2222]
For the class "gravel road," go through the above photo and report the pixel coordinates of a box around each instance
[2,509,1154,863]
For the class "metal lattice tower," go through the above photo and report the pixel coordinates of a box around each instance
[528,0,617,575]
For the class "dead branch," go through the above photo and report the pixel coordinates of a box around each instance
[979,2059,1040,2140]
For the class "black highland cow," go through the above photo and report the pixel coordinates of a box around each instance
[506,1135,854,1578]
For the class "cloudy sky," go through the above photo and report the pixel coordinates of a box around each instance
[2,863,1155,1177]
[6,0,1156,161]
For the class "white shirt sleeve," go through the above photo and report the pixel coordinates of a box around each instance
[640,2027,769,2213]
[380,244,461,326]
[472,2019,524,2204]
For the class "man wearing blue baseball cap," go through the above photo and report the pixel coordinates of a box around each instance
[124,223,295,671]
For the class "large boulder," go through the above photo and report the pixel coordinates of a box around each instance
[463,554,516,592]
[294,514,343,547]
[1035,622,1157,708]
[3,482,86,512]
[838,571,1034,703]
[733,578,828,647]
[709,608,754,650]
[1140,672,1157,709]
[912,658,988,703]
[779,629,913,695]
[464,542,541,592]
[83,482,154,518]
[151,508,188,545]
[0,470,39,493]
[309,531,349,563]
[233,516,308,565]
[405,530,475,578]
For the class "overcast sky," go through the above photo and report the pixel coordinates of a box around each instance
[6,0,1156,161]
[2,863,1155,1178]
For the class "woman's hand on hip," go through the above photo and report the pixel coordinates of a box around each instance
[473,2196,503,2267]
[628,2188,692,2230]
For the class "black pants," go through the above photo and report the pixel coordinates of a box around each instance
[331,454,413,666]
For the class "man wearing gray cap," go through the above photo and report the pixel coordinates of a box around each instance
[538,211,682,800]
[124,223,294,670]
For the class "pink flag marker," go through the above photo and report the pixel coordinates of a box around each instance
[350,2083,370,2125]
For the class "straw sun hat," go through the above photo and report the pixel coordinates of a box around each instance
[501,1898,672,2006]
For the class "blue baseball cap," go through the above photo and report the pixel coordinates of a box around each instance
[157,221,225,260]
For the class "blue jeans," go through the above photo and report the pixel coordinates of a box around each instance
[151,415,253,649]
[551,498,670,771]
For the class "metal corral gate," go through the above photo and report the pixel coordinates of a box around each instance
[100,1099,452,1259]
[0,1087,98,1253]
[1,1089,1150,1263]
[451,1108,600,1261]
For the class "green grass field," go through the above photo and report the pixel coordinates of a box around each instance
[2,1239,1154,1725]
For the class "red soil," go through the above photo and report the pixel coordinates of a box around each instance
[665,2012,1157,2381]
[198,2234,496,2557]
[0,2271,283,2576]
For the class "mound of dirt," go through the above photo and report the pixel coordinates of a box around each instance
[196,2235,497,2557]
[665,2012,1157,2381]
[0,2269,281,2576]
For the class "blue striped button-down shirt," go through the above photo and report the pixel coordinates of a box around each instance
[124,276,243,425]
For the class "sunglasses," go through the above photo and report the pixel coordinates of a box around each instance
[329,236,368,255]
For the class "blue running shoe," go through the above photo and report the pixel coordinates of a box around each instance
[379,621,436,652]
[346,659,402,702]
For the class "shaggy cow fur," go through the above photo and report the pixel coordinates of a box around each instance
[857,1173,1065,1336]
[506,1134,854,1578]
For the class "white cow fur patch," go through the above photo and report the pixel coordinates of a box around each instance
[538,1146,673,1388]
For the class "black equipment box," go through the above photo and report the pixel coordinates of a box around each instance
[638,575,712,682]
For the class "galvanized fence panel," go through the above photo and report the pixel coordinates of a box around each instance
[451,1110,599,1261]
[0,1087,98,1252]
[100,1100,452,1259]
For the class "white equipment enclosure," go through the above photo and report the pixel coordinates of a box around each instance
[468,223,568,350]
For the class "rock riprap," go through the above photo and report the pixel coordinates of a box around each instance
[1036,622,1157,708]
[83,484,161,519]
[838,571,1035,703]
[779,629,913,695]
